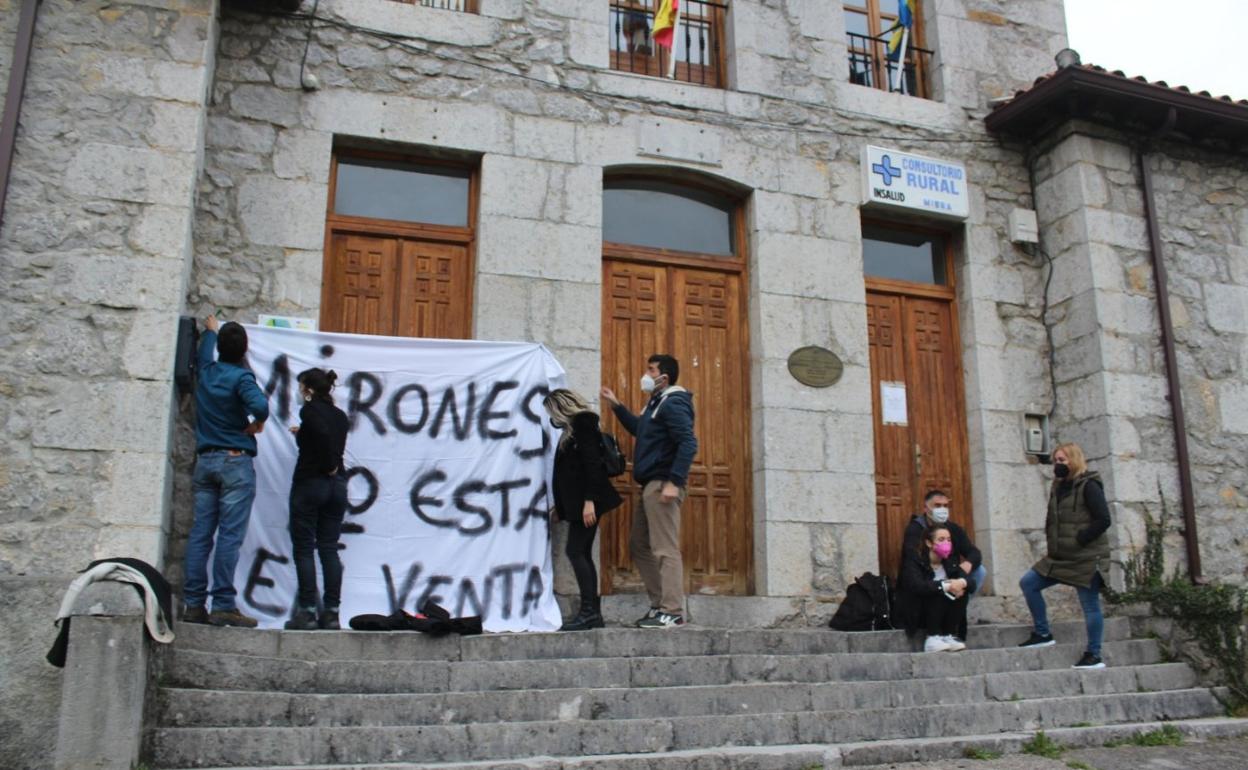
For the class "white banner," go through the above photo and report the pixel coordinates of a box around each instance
[234,326,566,632]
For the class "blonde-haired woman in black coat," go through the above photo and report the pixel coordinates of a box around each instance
[544,388,622,631]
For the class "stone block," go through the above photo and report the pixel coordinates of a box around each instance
[1083,208,1150,251]
[92,525,166,566]
[757,408,825,471]
[514,115,578,163]
[479,0,523,19]
[637,118,724,167]
[272,130,333,183]
[754,234,862,302]
[590,71,729,114]
[324,0,503,46]
[1204,282,1248,333]
[208,117,277,154]
[36,379,172,453]
[237,177,329,251]
[754,293,868,365]
[753,358,869,415]
[305,90,513,155]
[978,461,1049,533]
[476,216,598,283]
[0,577,69,770]
[1047,133,1134,175]
[65,143,197,206]
[1036,161,1109,222]
[53,615,149,770]
[54,253,186,311]
[266,248,323,312]
[752,190,801,235]
[823,412,875,474]
[94,451,173,529]
[230,85,300,127]
[756,469,876,525]
[567,20,607,69]
[1219,381,1248,434]
[760,521,813,595]
[122,310,183,381]
[790,0,840,41]
[86,54,208,104]
[146,102,204,153]
[128,204,193,259]
[479,155,555,221]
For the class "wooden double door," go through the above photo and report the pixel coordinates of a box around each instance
[599,258,753,596]
[867,286,973,581]
[321,230,471,339]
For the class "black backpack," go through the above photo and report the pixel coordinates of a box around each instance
[828,572,894,632]
[599,433,627,477]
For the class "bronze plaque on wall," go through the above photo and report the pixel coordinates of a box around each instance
[787,346,843,388]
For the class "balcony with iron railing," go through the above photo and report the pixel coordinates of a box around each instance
[847,31,933,98]
[388,0,479,11]
[609,0,728,88]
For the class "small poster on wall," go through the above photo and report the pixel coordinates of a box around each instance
[258,314,317,331]
[881,381,908,425]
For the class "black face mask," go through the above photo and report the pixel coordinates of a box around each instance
[1054,463,1070,478]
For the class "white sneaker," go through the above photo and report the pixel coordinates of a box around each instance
[924,635,953,652]
[943,635,966,651]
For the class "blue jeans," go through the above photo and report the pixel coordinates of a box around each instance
[289,474,348,610]
[1020,568,1104,656]
[969,564,988,597]
[184,451,257,612]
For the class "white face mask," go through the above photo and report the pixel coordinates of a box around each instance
[640,373,658,393]
[930,506,950,524]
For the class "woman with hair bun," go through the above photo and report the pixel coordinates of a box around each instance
[285,368,350,631]
[543,388,622,631]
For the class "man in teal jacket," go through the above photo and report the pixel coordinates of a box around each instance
[183,315,269,627]
[602,354,697,628]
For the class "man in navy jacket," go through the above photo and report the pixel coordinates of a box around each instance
[602,354,698,628]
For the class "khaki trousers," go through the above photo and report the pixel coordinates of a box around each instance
[630,480,687,615]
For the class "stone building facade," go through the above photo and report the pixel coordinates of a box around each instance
[0,1,1244,767]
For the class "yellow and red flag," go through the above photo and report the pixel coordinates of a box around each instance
[652,0,680,50]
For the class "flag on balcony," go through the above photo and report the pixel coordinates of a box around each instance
[886,0,915,61]
[652,0,681,50]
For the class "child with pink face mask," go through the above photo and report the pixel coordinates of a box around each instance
[896,524,975,652]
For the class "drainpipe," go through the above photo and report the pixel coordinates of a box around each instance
[1136,106,1203,583]
[0,0,40,231]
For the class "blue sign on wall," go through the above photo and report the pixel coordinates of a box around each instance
[862,145,969,220]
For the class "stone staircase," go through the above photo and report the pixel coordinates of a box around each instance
[147,616,1247,769]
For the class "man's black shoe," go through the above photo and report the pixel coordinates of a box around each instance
[1073,652,1105,669]
[1018,631,1056,648]
[284,609,318,630]
[183,606,209,624]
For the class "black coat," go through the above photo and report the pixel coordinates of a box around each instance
[899,515,981,579]
[894,547,975,637]
[552,412,623,523]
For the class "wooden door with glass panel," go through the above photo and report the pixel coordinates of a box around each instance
[600,178,752,596]
[321,154,475,339]
[863,224,971,581]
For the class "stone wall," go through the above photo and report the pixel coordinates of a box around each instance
[181,0,1064,600]
[1148,139,1248,583]
[0,2,217,767]
[1031,120,1248,588]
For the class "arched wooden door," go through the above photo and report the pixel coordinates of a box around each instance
[598,178,753,596]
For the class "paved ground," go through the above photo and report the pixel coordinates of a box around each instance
[854,735,1248,770]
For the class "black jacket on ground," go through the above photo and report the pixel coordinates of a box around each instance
[552,412,623,523]
[894,547,975,637]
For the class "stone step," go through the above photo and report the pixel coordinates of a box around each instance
[148,689,1226,768]
[167,617,1132,661]
[160,638,1163,694]
[158,661,1197,728]
[169,717,1248,769]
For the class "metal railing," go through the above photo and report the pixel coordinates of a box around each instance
[609,0,728,88]
[389,0,479,11]
[846,31,933,98]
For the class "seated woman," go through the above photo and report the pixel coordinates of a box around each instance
[896,523,975,652]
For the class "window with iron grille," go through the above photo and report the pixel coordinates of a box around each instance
[609,1,728,88]
[844,0,932,98]
[387,0,479,12]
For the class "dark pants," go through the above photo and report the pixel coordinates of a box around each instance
[565,517,600,601]
[289,474,348,610]
[922,592,968,637]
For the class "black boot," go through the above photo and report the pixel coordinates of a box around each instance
[560,596,604,631]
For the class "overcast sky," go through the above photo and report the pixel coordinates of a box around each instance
[1064,0,1247,100]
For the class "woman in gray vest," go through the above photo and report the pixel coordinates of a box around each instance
[1017,442,1111,669]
